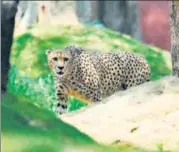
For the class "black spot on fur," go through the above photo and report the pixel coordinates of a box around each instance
[57,93,62,96]
[57,103,61,107]
[61,104,67,109]
[122,84,127,90]
[59,85,64,89]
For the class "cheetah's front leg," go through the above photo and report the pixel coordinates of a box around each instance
[55,84,69,115]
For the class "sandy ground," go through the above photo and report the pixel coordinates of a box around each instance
[60,76,179,152]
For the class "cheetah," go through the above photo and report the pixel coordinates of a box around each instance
[46,45,150,114]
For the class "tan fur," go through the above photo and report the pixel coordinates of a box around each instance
[46,45,150,114]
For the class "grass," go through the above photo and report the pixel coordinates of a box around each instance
[2,24,172,152]
[1,94,110,152]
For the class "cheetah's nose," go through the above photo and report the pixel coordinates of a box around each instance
[58,66,64,70]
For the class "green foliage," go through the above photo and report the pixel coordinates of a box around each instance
[9,25,171,113]
[1,94,104,152]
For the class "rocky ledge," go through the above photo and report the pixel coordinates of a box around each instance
[60,76,179,152]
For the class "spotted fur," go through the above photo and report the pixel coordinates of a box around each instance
[46,45,150,114]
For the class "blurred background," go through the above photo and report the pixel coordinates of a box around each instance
[2,1,173,151]
[15,1,171,51]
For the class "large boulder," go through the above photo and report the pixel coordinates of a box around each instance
[60,76,179,152]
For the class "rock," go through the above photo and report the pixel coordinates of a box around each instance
[60,76,179,152]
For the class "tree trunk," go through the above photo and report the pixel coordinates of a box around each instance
[171,1,179,77]
[99,1,142,41]
[17,1,38,29]
[75,1,99,23]
[1,0,19,94]
[75,1,142,40]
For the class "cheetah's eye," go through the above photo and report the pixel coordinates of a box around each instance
[64,57,69,62]
[53,57,58,61]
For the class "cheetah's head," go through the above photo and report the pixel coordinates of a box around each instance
[46,45,84,77]
[46,49,72,77]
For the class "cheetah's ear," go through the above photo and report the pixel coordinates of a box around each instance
[75,47,84,55]
[64,45,84,56]
[46,49,52,55]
